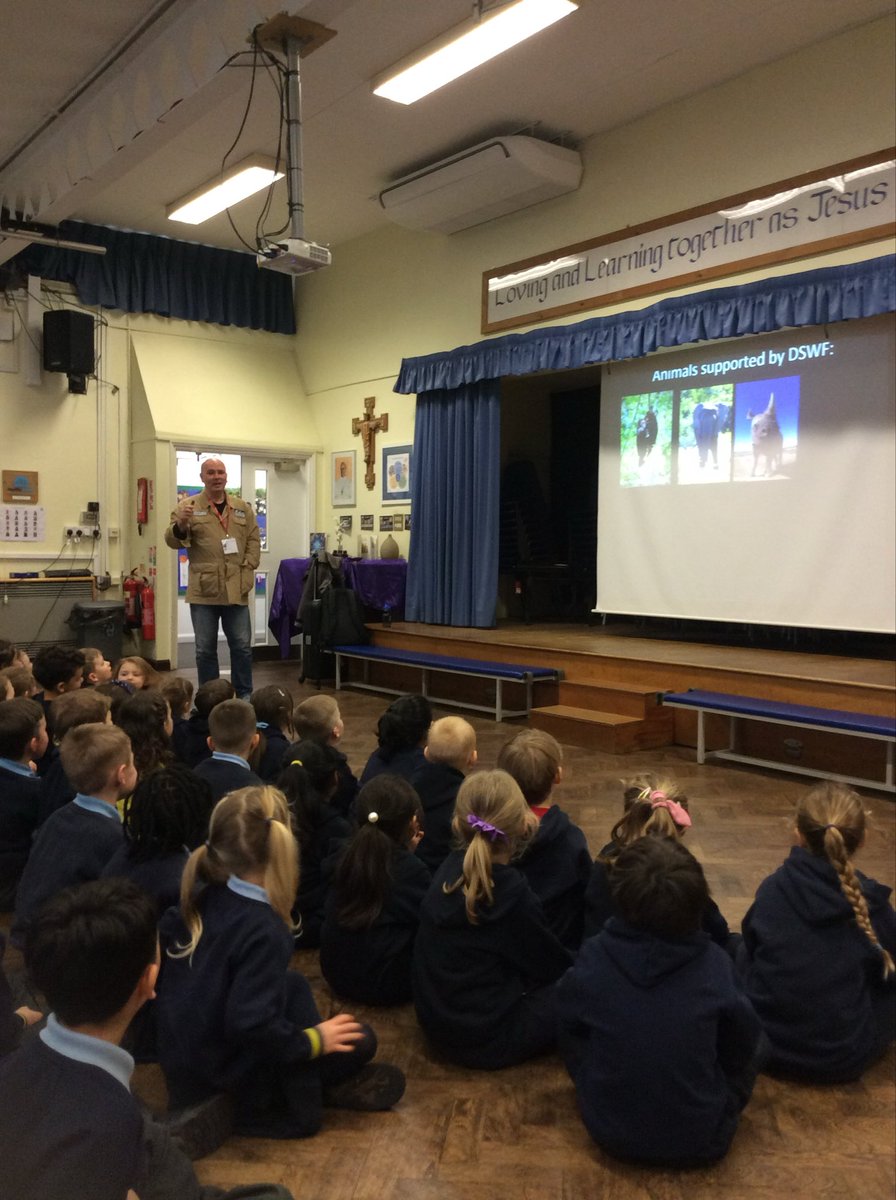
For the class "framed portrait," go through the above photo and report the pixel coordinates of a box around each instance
[379,514,394,532]
[332,450,356,507]
[360,513,374,531]
[382,444,411,503]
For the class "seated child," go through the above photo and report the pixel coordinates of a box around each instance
[193,699,263,801]
[12,723,135,946]
[293,694,358,814]
[173,678,235,769]
[156,786,405,1139]
[117,689,174,781]
[0,932,41,1058]
[38,689,111,823]
[411,716,477,873]
[360,694,432,786]
[80,647,113,687]
[276,742,351,947]
[161,675,194,763]
[0,699,48,910]
[583,777,733,948]
[558,836,763,1166]
[498,729,591,950]
[251,685,295,783]
[0,640,31,672]
[413,769,573,1070]
[0,666,39,698]
[31,646,85,731]
[736,781,895,1083]
[115,655,162,690]
[102,765,215,914]
[320,775,430,1005]
[0,877,294,1200]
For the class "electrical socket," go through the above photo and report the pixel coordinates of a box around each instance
[63,525,101,542]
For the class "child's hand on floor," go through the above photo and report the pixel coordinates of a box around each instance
[318,1012,365,1053]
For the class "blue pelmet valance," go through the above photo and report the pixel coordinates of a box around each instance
[394,254,895,394]
[12,220,295,335]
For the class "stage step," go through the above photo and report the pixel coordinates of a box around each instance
[530,703,675,753]
[556,679,666,717]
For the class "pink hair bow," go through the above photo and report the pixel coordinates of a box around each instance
[649,790,691,828]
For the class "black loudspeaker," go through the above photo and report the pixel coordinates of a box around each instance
[43,310,95,375]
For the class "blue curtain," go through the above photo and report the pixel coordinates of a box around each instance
[406,380,501,627]
[12,220,295,334]
[395,255,895,393]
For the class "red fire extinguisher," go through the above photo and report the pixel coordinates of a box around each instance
[141,580,156,642]
[123,572,143,628]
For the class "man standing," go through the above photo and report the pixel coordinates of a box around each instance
[165,458,260,698]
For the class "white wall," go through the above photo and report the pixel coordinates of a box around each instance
[1,16,893,659]
[295,16,895,388]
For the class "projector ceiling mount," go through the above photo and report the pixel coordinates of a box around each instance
[253,13,335,277]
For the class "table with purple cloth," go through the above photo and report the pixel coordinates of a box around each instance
[268,557,407,658]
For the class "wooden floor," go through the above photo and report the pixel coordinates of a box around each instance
[153,661,895,1200]
[5,651,894,1199]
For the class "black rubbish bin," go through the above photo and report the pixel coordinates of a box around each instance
[68,600,126,662]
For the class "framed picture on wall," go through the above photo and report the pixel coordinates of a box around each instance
[382,444,411,503]
[332,450,356,507]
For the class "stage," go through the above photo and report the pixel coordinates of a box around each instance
[343,618,895,781]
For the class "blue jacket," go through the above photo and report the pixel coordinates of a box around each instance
[558,918,762,1164]
[736,846,896,1081]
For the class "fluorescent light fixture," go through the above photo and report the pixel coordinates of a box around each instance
[167,156,284,225]
[373,0,579,105]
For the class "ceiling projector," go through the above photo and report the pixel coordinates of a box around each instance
[257,238,332,275]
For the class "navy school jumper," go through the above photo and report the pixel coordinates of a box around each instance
[0,764,42,910]
[736,845,896,1082]
[413,851,573,1069]
[515,805,591,951]
[0,1031,146,1200]
[320,847,431,1005]
[157,879,374,1138]
[584,841,734,947]
[410,759,464,873]
[360,744,425,786]
[192,755,262,803]
[12,799,123,945]
[558,917,763,1166]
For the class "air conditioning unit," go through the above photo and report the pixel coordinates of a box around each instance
[378,135,582,234]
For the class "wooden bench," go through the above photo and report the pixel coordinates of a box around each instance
[662,688,896,794]
[331,644,561,722]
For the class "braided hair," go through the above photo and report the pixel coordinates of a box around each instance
[122,764,214,864]
[797,781,894,979]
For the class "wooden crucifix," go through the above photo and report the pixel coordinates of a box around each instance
[352,395,389,491]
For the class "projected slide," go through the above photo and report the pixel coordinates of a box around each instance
[621,377,801,486]
[597,315,896,632]
[620,392,672,486]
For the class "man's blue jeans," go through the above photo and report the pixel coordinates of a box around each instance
[190,603,253,698]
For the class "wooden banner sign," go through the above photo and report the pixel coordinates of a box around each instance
[481,149,896,334]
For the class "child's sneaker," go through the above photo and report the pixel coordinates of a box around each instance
[166,1092,234,1160]
[323,1064,406,1111]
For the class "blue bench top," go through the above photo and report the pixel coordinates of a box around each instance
[331,644,559,681]
[663,689,895,738]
